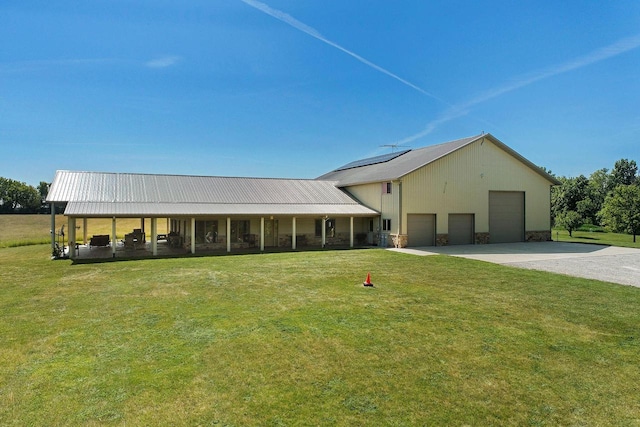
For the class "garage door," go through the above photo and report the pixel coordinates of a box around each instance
[489,191,524,243]
[407,214,436,247]
[449,214,474,245]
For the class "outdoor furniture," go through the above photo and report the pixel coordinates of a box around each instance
[131,228,145,243]
[167,232,182,248]
[124,230,145,250]
[89,235,110,248]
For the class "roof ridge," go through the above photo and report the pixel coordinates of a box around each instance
[54,170,331,182]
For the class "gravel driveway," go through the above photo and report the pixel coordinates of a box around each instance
[388,242,640,288]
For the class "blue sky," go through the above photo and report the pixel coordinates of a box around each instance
[2,1,639,186]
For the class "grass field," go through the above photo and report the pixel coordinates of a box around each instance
[0,215,168,248]
[2,243,640,425]
[553,228,640,249]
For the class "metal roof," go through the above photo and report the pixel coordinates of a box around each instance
[317,134,561,187]
[64,202,377,217]
[47,172,379,217]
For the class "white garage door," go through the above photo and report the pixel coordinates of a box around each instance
[449,214,474,245]
[489,191,524,243]
[407,214,436,247]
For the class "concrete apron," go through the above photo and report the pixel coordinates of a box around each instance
[387,242,640,287]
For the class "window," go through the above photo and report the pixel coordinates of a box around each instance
[231,220,250,242]
[196,220,218,243]
[382,219,391,231]
[383,182,392,194]
[315,218,336,237]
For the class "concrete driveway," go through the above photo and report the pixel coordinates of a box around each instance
[388,242,640,287]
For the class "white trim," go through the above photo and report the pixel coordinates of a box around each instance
[292,217,297,250]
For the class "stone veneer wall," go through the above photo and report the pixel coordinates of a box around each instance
[526,230,552,242]
[436,234,448,246]
[280,232,366,248]
[475,233,490,244]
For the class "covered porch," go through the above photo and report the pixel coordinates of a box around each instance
[54,212,379,260]
[46,171,380,260]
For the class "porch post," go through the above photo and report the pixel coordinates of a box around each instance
[190,217,196,254]
[321,217,326,248]
[50,202,56,251]
[111,217,117,258]
[166,218,169,233]
[68,217,76,259]
[260,217,265,252]
[350,217,354,248]
[226,217,231,253]
[83,218,88,244]
[292,217,297,250]
[141,218,145,237]
[151,217,158,256]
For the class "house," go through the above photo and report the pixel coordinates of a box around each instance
[319,133,560,247]
[46,133,559,259]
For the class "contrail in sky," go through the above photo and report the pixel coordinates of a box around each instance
[393,32,640,146]
[240,1,640,148]
[239,0,445,103]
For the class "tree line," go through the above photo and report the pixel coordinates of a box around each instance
[550,158,640,242]
[0,178,51,214]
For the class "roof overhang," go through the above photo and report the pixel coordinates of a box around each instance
[64,202,379,217]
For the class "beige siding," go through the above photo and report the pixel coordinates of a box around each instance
[401,138,552,235]
[345,182,398,232]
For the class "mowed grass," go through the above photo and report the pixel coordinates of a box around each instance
[2,245,640,425]
[553,228,640,249]
[0,215,168,248]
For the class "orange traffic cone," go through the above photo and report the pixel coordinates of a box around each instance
[363,272,374,287]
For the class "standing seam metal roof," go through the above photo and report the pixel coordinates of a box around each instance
[46,171,379,217]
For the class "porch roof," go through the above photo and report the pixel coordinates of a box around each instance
[47,171,378,217]
[64,202,377,217]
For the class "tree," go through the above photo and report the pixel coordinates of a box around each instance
[576,198,599,225]
[555,210,583,237]
[610,159,638,187]
[551,175,589,221]
[37,181,51,213]
[599,185,640,243]
[539,166,555,177]
[580,168,611,224]
[0,177,41,213]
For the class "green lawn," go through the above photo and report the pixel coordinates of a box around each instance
[0,215,168,248]
[1,245,640,425]
[553,228,640,249]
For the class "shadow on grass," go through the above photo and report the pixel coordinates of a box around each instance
[70,246,375,265]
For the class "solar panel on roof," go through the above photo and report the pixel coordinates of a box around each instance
[334,149,411,171]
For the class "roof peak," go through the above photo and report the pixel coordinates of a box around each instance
[328,134,486,174]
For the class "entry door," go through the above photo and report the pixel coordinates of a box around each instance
[407,214,436,247]
[265,219,278,247]
[489,191,525,243]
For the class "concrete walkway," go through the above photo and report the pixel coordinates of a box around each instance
[388,242,640,287]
